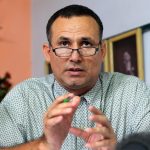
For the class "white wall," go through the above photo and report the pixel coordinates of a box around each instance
[31,0,150,84]
[143,29,150,85]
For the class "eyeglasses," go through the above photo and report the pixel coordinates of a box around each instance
[52,46,100,57]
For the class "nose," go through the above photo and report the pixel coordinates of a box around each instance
[69,49,82,62]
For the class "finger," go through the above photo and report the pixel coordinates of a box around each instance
[47,107,73,118]
[89,114,111,128]
[69,127,90,142]
[52,93,75,106]
[85,138,116,149]
[70,96,81,108]
[88,105,103,115]
[50,94,80,111]
[56,95,81,109]
[51,101,75,109]
[85,126,112,139]
[52,96,80,114]
[88,106,112,128]
[46,94,79,117]
[44,115,64,128]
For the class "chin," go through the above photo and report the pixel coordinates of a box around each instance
[65,79,92,90]
[60,76,95,90]
[66,82,82,89]
[69,85,84,90]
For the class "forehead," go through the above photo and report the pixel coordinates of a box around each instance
[50,16,100,41]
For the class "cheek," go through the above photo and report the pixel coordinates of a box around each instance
[87,58,102,73]
[50,58,61,73]
[51,63,58,73]
[50,57,66,75]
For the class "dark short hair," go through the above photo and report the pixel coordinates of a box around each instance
[46,4,103,43]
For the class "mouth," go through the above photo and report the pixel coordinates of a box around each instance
[68,68,83,71]
[66,67,84,76]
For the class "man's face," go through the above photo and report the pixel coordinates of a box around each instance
[44,16,106,94]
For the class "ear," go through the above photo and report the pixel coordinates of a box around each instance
[42,43,51,63]
[100,40,107,62]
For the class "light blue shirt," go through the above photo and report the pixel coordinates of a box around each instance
[0,72,150,149]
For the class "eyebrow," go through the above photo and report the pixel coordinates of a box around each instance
[58,36,96,43]
[81,37,95,43]
[58,36,70,41]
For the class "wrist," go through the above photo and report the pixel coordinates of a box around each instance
[38,135,49,150]
[38,135,60,150]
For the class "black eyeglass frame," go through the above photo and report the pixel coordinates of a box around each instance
[50,42,101,57]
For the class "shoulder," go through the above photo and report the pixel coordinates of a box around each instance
[100,72,146,87]
[99,72,150,98]
[17,74,55,90]
[7,74,56,96]
[1,74,55,105]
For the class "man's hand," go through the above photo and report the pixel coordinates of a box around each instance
[70,106,116,150]
[41,93,80,150]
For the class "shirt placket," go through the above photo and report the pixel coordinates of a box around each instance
[74,97,89,149]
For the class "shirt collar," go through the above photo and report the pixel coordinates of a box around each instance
[82,77,102,104]
[53,77,102,105]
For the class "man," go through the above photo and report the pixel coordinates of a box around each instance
[0,4,150,150]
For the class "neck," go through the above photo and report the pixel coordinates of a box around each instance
[64,83,96,96]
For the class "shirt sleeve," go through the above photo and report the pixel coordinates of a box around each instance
[0,84,27,147]
[131,80,150,133]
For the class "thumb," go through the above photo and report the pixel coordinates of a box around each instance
[70,127,90,142]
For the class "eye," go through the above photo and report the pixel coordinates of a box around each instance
[59,41,70,47]
[81,41,92,47]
